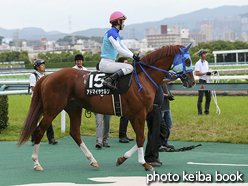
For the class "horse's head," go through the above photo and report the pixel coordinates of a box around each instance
[171,43,195,88]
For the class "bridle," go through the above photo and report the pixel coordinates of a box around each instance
[132,47,193,92]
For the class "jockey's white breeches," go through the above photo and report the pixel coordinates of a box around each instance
[99,58,133,75]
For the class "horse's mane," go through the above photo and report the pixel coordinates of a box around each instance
[140,45,184,65]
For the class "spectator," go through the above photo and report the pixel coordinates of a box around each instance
[117,57,134,143]
[195,49,213,115]
[94,114,112,149]
[94,62,111,149]
[73,54,87,70]
[29,59,58,146]
[159,84,174,151]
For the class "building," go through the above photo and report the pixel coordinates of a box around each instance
[189,31,207,45]
[224,32,237,41]
[241,32,247,42]
[145,27,159,36]
[171,25,179,34]
[139,38,155,53]
[0,43,10,52]
[2,38,13,44]
[161,25,167,34]
[146,25,191,49]
[41,37,47,45]
[122,39,140,51]
[46,40,57,51]
[68,44,82,51]
[201,23,212,41]
[213,49,248,63]
[77,39,102,54]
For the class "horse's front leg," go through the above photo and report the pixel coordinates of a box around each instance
[66,105,99,168]
[79,141,99,168]
[116,115,154,171]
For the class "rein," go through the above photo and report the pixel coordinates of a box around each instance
[132,60,193,92]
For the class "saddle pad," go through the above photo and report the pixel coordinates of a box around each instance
[86,71,132,95]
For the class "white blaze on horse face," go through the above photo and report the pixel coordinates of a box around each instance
[80,142,97,163]
[138,147,146,165]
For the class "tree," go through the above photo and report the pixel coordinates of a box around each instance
[49,53,62,63]
[19,51,30,64]
[8,51,20,61]
[83,52,92,61]
[0,52,9,62]
[92,53,101,61]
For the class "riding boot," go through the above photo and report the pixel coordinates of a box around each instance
[103,69,124,90]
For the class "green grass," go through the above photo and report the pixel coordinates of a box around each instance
[0,95,247,144]
[170,96,248,144]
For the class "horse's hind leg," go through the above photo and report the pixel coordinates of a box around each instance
[32,114,56,171]
[65,102,99,168]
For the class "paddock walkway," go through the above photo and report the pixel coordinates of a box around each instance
[0,136,247,186]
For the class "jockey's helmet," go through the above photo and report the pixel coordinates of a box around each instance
[33,58,45,70]
[198,49,207,56]
[109,11,127,24]
[74,54,84,61]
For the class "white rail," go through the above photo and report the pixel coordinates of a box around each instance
[194,75,248,80]
[0,90,29,95]
[1,75,247,133]
[0,80,29,84]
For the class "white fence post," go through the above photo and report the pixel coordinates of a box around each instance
[61,110,66,133]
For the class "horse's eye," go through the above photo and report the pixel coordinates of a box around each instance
[185,59,191,67]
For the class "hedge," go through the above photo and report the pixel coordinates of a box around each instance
[0,96,9,133]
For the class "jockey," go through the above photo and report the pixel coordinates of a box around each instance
[99,11,140,90]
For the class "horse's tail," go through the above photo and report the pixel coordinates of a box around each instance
[18,76,46,146]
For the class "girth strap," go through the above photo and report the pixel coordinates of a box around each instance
[111,92,122,116]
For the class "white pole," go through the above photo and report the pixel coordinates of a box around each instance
[0,90,29,95]
[61,110,66,133]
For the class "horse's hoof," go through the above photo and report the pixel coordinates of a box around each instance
[91,162,99,168]
[116,157,123,166]
[34,165,43,171]
[145,166,155,171]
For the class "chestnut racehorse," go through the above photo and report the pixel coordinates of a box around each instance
[18,44,195,171]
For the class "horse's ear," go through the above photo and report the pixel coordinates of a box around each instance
[184,43,192,53]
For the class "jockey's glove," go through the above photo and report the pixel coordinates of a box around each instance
[133,54,140,62]
[206,72,211,76]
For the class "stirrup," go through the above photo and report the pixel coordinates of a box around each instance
[103,80,117,90]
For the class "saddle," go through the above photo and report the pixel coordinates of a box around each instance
[86,71,133,116]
